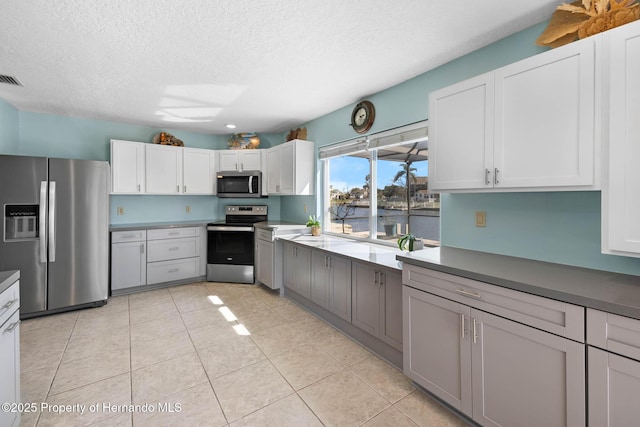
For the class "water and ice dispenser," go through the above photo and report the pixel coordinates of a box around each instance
[4,204,39,240]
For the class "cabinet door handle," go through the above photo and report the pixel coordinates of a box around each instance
[473,318,478,344]
[461,313,466,339]
[169,247,179,251]
[494,168,500,185]
[1,299,18,311]
[138,184,141,192]
[169,268,179,273]
[176,185,180,193]
[456,288,482,299]
[3,321,19,334]
[123,234,136,239]
[379,272,385,287]
[140,244,144,254]
[485,169,491,185]
[374,271,378,286]
[236,163,238,171]
[184,185,187,193]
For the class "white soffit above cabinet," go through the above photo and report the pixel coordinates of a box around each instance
[0,0,558,134]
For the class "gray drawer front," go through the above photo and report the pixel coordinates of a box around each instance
[147,227,198,240]
[112,230,146,243]
[587,308,640,361]
[147,258,198,284]
[147,237,199,262]
[404,264,584,341]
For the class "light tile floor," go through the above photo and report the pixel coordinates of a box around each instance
[19,281,470,426]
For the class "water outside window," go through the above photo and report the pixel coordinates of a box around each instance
[326,139,440,247]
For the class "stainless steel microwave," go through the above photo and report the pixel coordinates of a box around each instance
[216,171,262,198]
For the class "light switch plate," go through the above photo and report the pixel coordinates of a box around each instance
[475,211,486,227]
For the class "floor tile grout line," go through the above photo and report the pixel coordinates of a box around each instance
[173,285,231,426]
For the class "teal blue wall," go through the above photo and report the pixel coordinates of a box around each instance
[0,99,19,154]
[282,21,640,276]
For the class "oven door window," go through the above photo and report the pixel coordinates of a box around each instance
[208,229,254,265]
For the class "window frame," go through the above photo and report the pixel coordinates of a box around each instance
[320,121,432,247]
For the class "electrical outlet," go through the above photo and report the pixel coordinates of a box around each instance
[475,211,486,227]
[117,207,124,216]
[186,205,191,214]
[304,204,308,214]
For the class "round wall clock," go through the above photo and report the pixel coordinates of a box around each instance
[351,100,375,134]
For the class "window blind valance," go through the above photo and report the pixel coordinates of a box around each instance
[319,120,428,159]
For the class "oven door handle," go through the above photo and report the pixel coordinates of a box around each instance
[207,226,254,232]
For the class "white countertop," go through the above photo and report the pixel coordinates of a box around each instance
[278,234,405,271]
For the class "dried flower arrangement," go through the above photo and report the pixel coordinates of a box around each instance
[537,0,640,48]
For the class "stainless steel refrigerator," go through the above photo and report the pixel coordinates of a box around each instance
[0,155,109,318]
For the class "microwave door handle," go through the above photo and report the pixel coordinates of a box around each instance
[248,176,254,194]
[39,181,47,263]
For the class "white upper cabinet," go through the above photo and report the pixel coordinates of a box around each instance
[494,37,596,189]
[183,147,216,195]
[110,139,145,194]
[267,139,314,196]
[429,73,494,191]
[145,144,183,194]
[602,20,640,257]
[429,36,599,192]
[217,149,262,172]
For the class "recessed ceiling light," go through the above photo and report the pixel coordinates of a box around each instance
[225,124,236,129]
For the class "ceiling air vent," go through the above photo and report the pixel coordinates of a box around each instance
[0,75,23,86]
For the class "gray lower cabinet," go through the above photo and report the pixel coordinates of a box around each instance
[310,250,351,322]
[352,261,402,351]
[0,278,20,427]
[111,230,147,291]
[282,241,311,298]
[587,308,640,426]
[404,282,585,426]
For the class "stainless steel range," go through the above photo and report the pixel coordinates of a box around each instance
[206,205,267,284]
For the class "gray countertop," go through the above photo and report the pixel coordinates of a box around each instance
[0,270,20,295]
[254,221,310,233]
[278,234,404,271]
[398,246,640,320]
[110,219,218,231]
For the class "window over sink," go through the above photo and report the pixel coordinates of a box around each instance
[320,121,439,247]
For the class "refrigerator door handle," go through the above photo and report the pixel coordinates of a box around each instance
[39,181,47,263]
[49,181,56,262]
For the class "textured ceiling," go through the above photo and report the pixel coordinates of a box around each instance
[0,1,559,135]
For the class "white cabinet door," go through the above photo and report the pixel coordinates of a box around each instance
[471,309,585,427]
[218,150,262,172]
[603,20,640,256]
[429,36,598,192]
[145,144,182,194]
[0,310,20,427]
[589,346,640,427]
[239,150,262,171]
[278,142,295,194]
[111,240,146,290]
[218,150,239,171]
[183,147,216,194]
[266,140,314,195]
[429,73,494,191]
[266,146,282,194]
[110,139,145,194]
[494,37,596,188]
